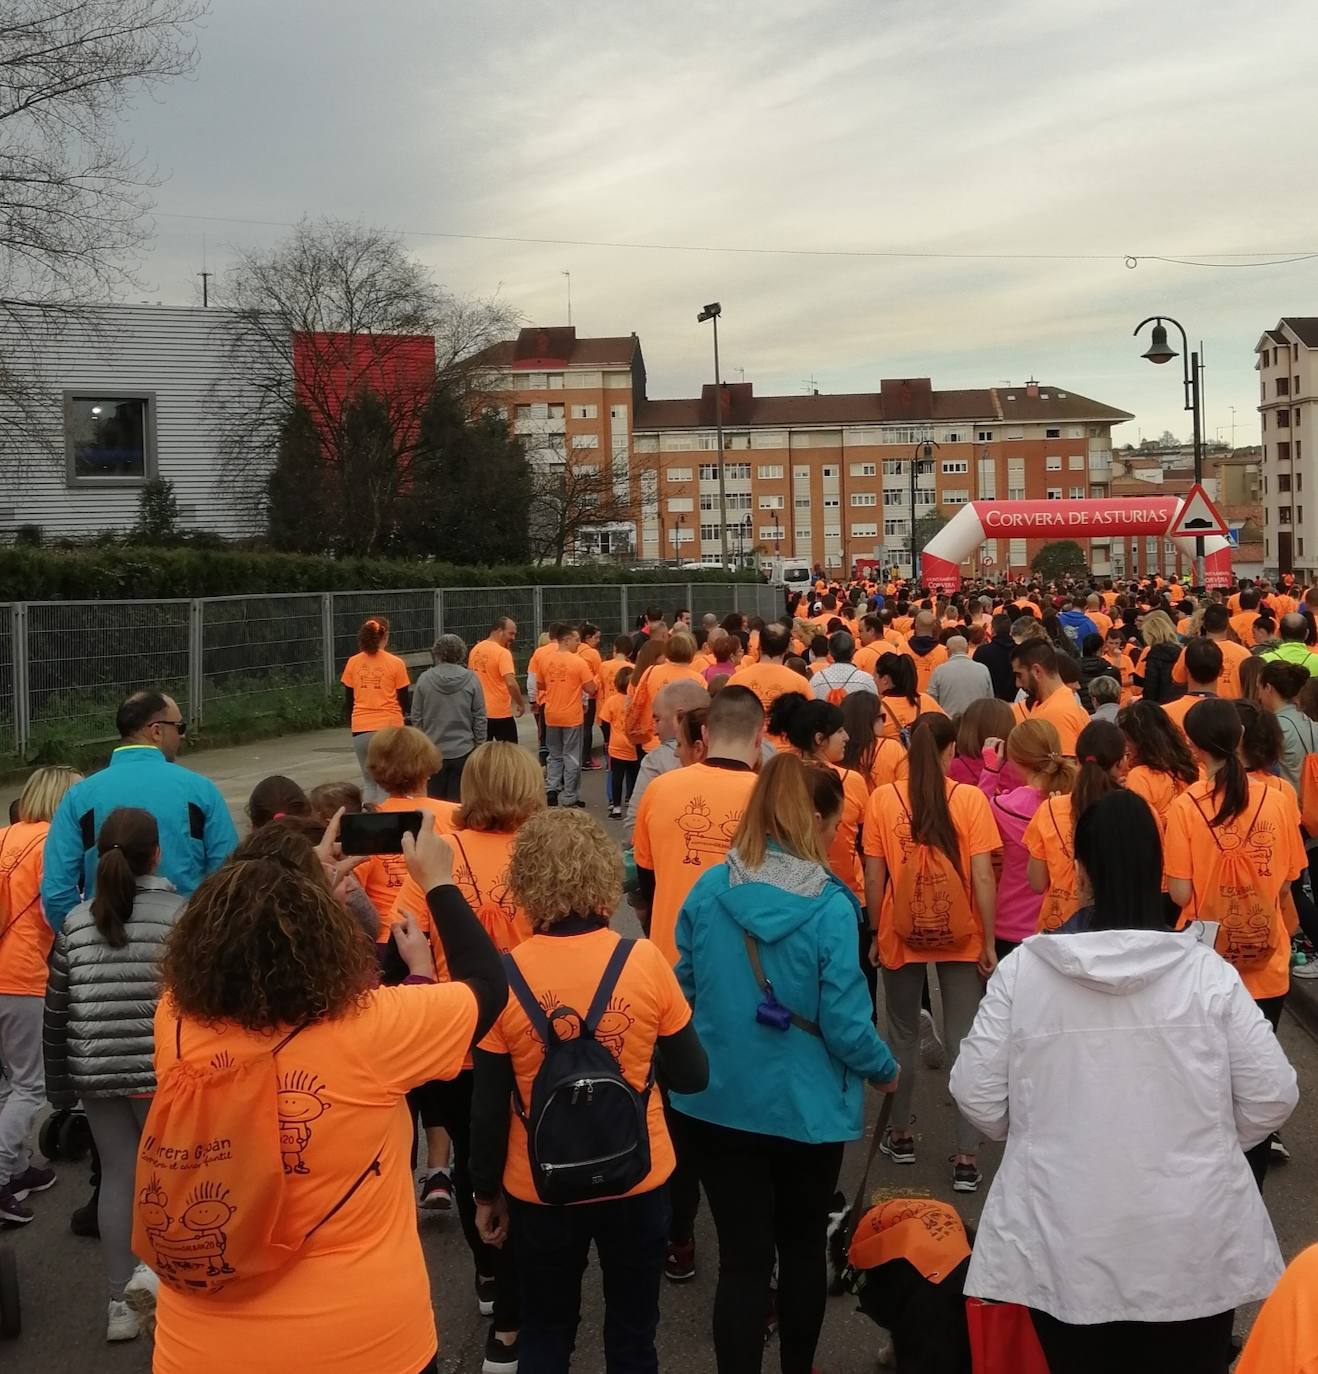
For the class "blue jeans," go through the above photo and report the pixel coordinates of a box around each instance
[509,1185,670,1373]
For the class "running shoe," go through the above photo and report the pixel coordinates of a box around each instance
[952,1159,982,1193]
[482,1328,520,1374]
[7,1163,56,1200]
[546,791,558,807]
[1270,1132,1291,1162]
[419,1169,454,1211]
[475,1273,496,1317]
[0,1185,33,1225]
[106,1299,140,1343]
[919,1008,946,1069]
[879,1129,915,1165]
[664,1238,697,1282]
[124,1263,159,1328]
[1292,960,1318,980]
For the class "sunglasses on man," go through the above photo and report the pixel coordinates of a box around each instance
[147,717,187,735]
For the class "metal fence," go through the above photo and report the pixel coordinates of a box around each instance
[0,581,783,754]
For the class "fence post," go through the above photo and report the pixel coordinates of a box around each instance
[321,594,335,694]
[687,583,696,618]
[188,600,204,730]
[11,603,28,757]
[733,584,742,615]
[532,586,544,646]
[619,585,628,636]
[434,588,444,638]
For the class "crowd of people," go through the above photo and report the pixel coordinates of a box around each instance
[0,570,1317,1373]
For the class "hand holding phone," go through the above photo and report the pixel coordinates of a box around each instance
[402,824,454,894]
[339,810,424,855]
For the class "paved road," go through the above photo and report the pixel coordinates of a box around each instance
[5,725,1318,1370]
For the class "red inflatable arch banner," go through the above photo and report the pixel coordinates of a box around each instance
[920,497,1233,594]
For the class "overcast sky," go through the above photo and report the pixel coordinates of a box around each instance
[126,0,1318,445]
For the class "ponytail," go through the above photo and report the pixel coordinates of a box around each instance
[1183,697,1249,826]
[357,616,389,654]
[906,715,961,877]
[878,652,918,705]
[1005,718,1075,796]
[1070,720,1126,841]
[89,808,158,949]
[769,694,843,757]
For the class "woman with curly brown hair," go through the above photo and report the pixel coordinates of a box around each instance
[148,822,506,1374]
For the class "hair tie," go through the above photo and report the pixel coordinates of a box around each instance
[1083,755,1098,763]
[273,811,286,820]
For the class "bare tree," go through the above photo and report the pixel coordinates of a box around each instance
[0,0,204,308]
[212,217,518,540]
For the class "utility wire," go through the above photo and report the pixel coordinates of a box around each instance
[150,210,1318,271]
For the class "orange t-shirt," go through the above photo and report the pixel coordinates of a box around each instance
[540,649,596,728]
[1023,793,1078,931]
[469,638,516,719]
[1164,778,1306,999]
[1171,639,1251,699]
[862,779,1000,969]
[150,985,476,1374]
[0,822,52,996]
[1088,610,1113,640]
[358,797,458,940]
[891,616,914,637]
[578,643,602,679]
[1034,686,1089,756]
[827,764,870,899]
[596,655,631,712]
[626,661,705,750]
[868,737,911,790]
[725,662,812,713]
[853,641,884,675]
[1160,691,1215,741]
[1124,765,1190,834]
[441,828,531,962]
[600,694,638,761]
[1229,610,1260,643]
[632,761,759,964]
[909,644,948,693]
[1236,1244,1318,1374]
[876,694,945,741]
[341,651,410,733]
[479,926,691,1203]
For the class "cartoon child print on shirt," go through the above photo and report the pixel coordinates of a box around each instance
[678,797,743,865]
[276,1069,331,1175]
[526,990,634,1062]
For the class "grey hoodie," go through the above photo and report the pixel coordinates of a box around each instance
[411,662,487,760]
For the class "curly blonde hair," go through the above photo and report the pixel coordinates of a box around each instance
[508,810,622,930]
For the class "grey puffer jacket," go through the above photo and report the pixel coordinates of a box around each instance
[411,662,488,760]
[43,876,184,1106]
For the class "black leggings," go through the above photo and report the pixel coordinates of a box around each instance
[610,756,642,810]
[1245,995,1285,1192]
[1030,1307,1233,1374]
[679,1112,844,1374]
[408,1072,519,1332]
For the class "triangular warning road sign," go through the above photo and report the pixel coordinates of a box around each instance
[1168,483,1228,539]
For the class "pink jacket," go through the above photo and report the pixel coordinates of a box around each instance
[989,782,1046,943]
[949,749,1024,798]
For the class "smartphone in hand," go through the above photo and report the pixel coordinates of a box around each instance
[339,810,424,855]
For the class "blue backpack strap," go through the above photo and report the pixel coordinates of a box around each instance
[583,938,635,1037]
[502,951,551,1042]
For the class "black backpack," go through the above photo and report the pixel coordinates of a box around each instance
[503,939,653,1205]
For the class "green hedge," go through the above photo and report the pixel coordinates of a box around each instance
[0,547,761,601]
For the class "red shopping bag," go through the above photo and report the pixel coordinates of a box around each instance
[966,1297,1050,1374]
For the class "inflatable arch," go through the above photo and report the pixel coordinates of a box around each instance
[920,497,1233,594]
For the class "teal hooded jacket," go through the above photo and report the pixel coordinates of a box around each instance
[669,849,897,1144]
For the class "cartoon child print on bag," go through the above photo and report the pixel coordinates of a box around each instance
[276,1070,331,1175]
[141,1179,237,1282]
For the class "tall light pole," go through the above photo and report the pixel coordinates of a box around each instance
[909,434,939,584]
[697,303,728,569]
[1134,316,1204,584]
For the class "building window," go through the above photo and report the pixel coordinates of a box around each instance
[1007,484,1025,501]
[1278,410,1290,428]
[794,495,811,508]
[64,392,156,484]
[725,462,751,480]
[1068,455,1084,470]
[666,466,692,482]
[977,430,993,442]
[725,492,752,510]
[850,522,878,538]
[883,490,906,508]
[570,433,599,449]
[1279,473,1292,492]
[1047,487,1062,500]
[1009,538,1026,564]
[1046,455,1062,471]
[1069,486,1084,499]
[793,465,810,479]
[849,462,877,477]
[945,431,962,443]
[699,493,717,511]
[851,492,877,506]
[795,527,811,541]
[757,464,784,479]
[942,489,969,505]
[570,404,598,419]
[941,460,968,474]
[823,496,840,509]
[883,518,908,537]
[1279,507,1292,525]
[1277,377,1290,396]
[759,525,785,541]
[699,523,721,542]
[757,494,783,509]
[1046,428,1061,439]
[698,463,719,481]
[667,498,693,513]
[821,466,837,479]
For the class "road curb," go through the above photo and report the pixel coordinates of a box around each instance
[1285,976,1318,1041]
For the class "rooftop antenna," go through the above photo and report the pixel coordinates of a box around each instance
[561,271,572,326]
[197,232,212,307]
[802,373,820,395]
[735,367,745,383]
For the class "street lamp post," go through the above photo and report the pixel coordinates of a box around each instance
[740,513,752,569]
[909,434,939,584]
[697,303,728,570]
[671,512,685,564]
[1134,316,1204,584]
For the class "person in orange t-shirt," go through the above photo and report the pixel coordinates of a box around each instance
[626,634,705,754]
[1235,1243,1318,1374]
[342,616,412,804]
[601,666,641,818]
[1117,699,1199,836]
[0,766,82,1213]
[1160,638,1222,740]
[1171,604,1251,699]
[148,823,503,1374]
[1013,641,1089,756]
[539,626,597,807]
[863,714,998,1182]
[874,653,945,741]
[357,728,458,938]
[853,615,886,675]
[633,686,764,964]
[471,809,703,1374]
[1229,587,1262,644]
[840,694,910,793]
[468,617,527,745]
[1025,719,1127,930]
[726,624,812,714]
[907,611,948,693]
[577,623,605,772]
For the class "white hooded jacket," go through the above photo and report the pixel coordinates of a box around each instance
[949,929,1297,1325]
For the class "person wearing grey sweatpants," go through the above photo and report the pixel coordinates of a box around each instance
[545,725,583,805]
[0,994,45,1197]
[881,962,984,1155]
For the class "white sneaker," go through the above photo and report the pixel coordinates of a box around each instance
[106,1298,141,1342]
[919,1008,946,1069]
[124,1262,159,1325]
[1292,960,1318,980]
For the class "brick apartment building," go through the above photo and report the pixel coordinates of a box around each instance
[474,326,1134,578]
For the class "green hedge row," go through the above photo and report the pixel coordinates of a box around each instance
[0,548,761,601]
